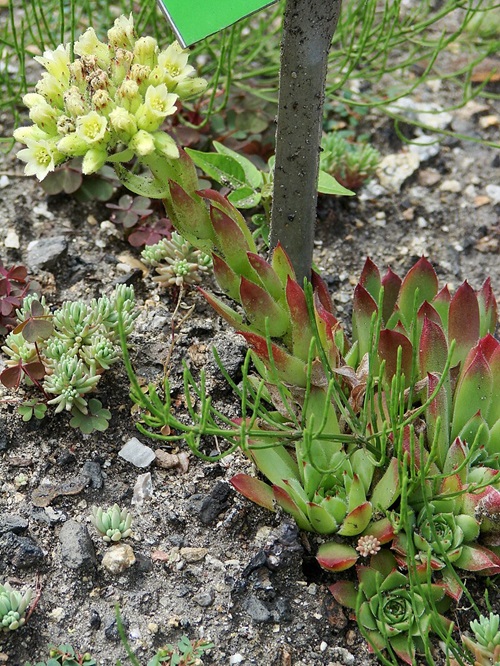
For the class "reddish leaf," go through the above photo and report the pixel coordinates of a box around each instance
[230,473,275,511]
[419,316,448,377]
[448,281,480,367]
[317,542,359,572]
[378,329,413,384]
[212,254,241,301]
[239,277,290,338]
[352,284,378,358]
[0,364,23,389]
[381,267,402,324]
[397,257,438,327]
[477,277,498,337]
[271,242,296,286]
[359,257,381,302]
[211,206,255,277]
[285,277,314,361]
[247,252,283,302]
[167,180,214,252]
[311,270,334,314]
[239,331,307,386]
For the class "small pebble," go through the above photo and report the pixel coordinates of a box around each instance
[101,543,136,574]
[119,438,156,468]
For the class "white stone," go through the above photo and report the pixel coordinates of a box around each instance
[119,437,156,468]
[4,228,20,249]
[376,152,420,192]
[132,472,153,506]
[486,184,500,205]
[101,543,136,574]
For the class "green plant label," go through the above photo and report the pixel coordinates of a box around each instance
[157,0,278,47]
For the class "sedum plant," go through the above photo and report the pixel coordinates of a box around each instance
[319,132,381,190]
[141,232,212,289]
[0,285,137,434]
[90,504,133,543]
[0,582,33,632]
[457,612,500,666]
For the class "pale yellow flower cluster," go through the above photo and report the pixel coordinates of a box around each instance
[14,15,207,180]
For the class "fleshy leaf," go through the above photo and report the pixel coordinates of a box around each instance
[317,543,359,572]
[378,329,413,384]
[397,257,438,328]
[448,282,480,367]
[452,346,493,439]
[230,473,275,511]
[239,277,290,338]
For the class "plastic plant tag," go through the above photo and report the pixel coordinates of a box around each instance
[157,0,278,47]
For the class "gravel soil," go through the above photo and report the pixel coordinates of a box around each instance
[0,77,500,666]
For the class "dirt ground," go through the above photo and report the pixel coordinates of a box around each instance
[0,72,500,666]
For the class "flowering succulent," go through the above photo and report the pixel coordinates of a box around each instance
[141,231,212,289]
[1,285,137,432]
[0,582,33,632]
[330,551,449,665]
[13,15,206,180]
[320,133,381,189]
[90,504,133,542]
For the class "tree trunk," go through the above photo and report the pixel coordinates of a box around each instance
[270,0,341,284]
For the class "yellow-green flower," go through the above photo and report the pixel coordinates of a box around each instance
[17,138,64,180]
[128,129,155,156]
[34,45,71,86]
[82,147,108,174]
[74,27,111,68]
[133,36,158,69]
[76,111,108,145]
[107,14,135,50]
[135,84,177,132]
[109,107,137,140]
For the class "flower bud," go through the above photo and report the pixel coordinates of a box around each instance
[107,14,135,50]
[34,44,70,86]
[87,68,111,92]
[129,129,155,156]
[116,79,141,113]
[109,107,137,141]
[76,111,108,145]
[152,131,179,159]
[29,101,60,135]
[35,72,65,108]
[74,27,111,69]
[56,115,76,135]
[135,84,177,132]
[69,59,86,86]
[57,132,89,156]
[92,89,115,116]
[130,63,151,87]
[110,48,133,85]
[22,93,46,109]
[82,146,108,174]
[133,36,158,69]
[175,76,208,100]
[13,125,49,144]
[64,87,87,117]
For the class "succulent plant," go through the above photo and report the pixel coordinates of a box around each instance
[1,285,137,432]
[141,232,212,288]
[448,613,500,666]
[13,15,206,181]
[320,132,381,189]
[0,582,33,632]
[90,504,133,542]
[330,550,449,665]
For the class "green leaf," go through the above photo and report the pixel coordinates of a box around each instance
[185,148,248,190]
[213,141,263,188]
[70,399,111,434]
[114,164,170,198]
[317,170,355,196]
[227,186,261,209]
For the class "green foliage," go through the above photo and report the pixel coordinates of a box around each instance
[146,636,214,666]
[90,503,133,543]
[27,644,96,666]
[0,285,137,434]
[41,159,120,203]
[0,582,33,632]
[141,232,212,289]
[320,132,380,190]
[186,141,354,245]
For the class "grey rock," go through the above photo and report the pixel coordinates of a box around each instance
[0,422,9,452]
[56,449,76,467]
[81,461,104,489]
[59,520,97,571]
[0,532,44,569]
[0,515,29,536]
[105,616,129,642]
[192,590,214,608]
[132,472,153,506]
[199,481,232,525]
[89,609,101,630]
[243,595,271,623]
[119,438,155,468]
[26,236,68,271]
